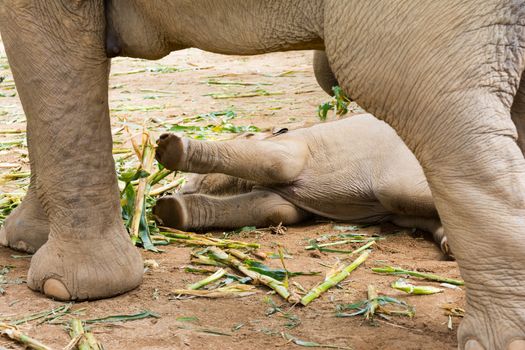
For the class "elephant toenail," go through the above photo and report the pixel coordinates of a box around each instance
[509,340,525,350]
[43,278,72,301]
[465,340,485,350]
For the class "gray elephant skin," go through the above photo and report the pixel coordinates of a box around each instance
[0,1,524,349]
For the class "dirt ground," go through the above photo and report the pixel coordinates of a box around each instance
[0,47,463,350]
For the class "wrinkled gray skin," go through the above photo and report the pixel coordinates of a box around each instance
[153,114,449,255]
[0,1,524,348]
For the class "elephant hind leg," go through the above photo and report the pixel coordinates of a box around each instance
[313,50,339,96]
[391,215,451,258]
[156,134,308,186]
[0,176,49,253]
[153,190,311,231]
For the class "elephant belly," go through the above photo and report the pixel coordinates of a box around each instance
[262,176,393,224]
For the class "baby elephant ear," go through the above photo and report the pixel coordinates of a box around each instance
[272,127,289,136]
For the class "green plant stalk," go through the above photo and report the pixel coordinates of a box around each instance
[391,279,444,295]
[147,168,173,187]
[207,247,300,303]
[372,266,464,286]
[69,319,90,350]
[300,250,371,306]
[0,323,53,350]
[187,268,226,290]
[161,229,260,249]
[149,177,185,196]
[130,134,155,241]
[84,333,102,350]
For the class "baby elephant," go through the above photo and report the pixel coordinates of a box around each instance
[154,114,448,254]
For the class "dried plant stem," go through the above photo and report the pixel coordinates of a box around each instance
[0,322,53,350]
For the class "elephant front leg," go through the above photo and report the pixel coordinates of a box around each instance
[398,96,525,349]
[0,1,143,300]
[0,174,49,253]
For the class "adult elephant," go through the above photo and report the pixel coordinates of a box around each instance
[0,1,524,349]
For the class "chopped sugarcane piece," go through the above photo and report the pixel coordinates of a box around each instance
[149,177,185,196]
[0,322,53,350]
[69,319,90,350]
[183,266,219,274]
[300,250,370,306]
[306,239,376,254]
[207,247,300,303]
[187,268,227,290]
[171,284,256,298]
[391,279,444,295]
[372,266,464,285]
[130,131,156,243]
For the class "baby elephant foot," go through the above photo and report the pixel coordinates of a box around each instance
[27,228,143,300]
[155,133,188,171]
[432,226,454,259]
[0,192,49,253]
[153,195,190,231]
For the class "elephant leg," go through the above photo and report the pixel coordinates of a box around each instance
[0,174,49,253]
[511,74,525,155]
[156,134,307,185]
[153,190,311,231]
[0,1,142,300]
[182,173,256,196]
[313,50,339,96]
[391,215,450,257]
[392,94,525,349]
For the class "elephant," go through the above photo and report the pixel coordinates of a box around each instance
[153,114,448,255]
[0,1,524,349]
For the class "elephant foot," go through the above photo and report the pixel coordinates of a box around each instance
[431,226,454,259]
[27,228,143,300]
[155,133,187,171]
[0,192,49,253]
[153,195,189,231]
[458,282,525,350]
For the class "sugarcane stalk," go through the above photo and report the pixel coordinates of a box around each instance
[187,268,226,290]
[391,279,444,295]
[69,319,90,350]
[160,229,260,249]
[365,285,379,320]
[207,247,300,303]
[147,168,173,187]
[172,284,256,298]
[149,177,185,196]
[0,323,53,350]
[372,266,464,285]
[130,132,156,241]
[84,333,102,350]
[300,250,370,306]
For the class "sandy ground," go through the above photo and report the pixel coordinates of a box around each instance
[0,47,463,350]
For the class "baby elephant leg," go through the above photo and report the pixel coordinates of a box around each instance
[153,190,311,231]
[391,215,451,258]
[155,134,307,185]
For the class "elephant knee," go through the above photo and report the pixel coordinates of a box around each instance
[260,193,309,225]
